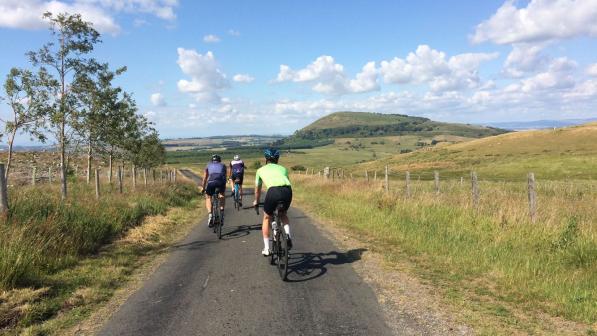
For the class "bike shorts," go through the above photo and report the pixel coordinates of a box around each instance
[264,186,292,216]
[205,181,226,196]
[230,172,244,185]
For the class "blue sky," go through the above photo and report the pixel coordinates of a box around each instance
[1,0,597,140]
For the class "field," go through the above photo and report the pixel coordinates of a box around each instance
[292,174,597,334]
[355,123,597,181]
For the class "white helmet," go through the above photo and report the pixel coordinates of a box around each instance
[233,154,240,160]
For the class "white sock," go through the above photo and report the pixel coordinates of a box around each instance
[283,224,291,238]
[263,237,270,250]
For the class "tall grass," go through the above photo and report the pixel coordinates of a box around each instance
[293,175,596,328]
[0,182,199,290]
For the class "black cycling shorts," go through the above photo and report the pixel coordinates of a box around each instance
[264,186,292,215]
[230,172,244,184]
[205,181,226,196]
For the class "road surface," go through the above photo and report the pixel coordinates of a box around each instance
[99,170,393,336]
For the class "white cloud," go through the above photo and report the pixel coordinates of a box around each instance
[0,0,178,34]
[275,55,379,95]
[472,0,597,44]
[379,45,498,92]
[587,63,597,77]
[176,48,229,103]
[233,74,255,83]
[228,29,240,36]
[150,92,165,106]
[203,34,220,43]
[503,44,548,77]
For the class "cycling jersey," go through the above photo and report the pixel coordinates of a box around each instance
[255,163,291,188]
[230,160,245,174]
[206,162,227,184]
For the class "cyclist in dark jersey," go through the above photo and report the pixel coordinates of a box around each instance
[201,154,227,227]
[253,148,293,256]
[228,154,245,205]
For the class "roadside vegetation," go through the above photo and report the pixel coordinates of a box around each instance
[292,175,596,334]
[0,180,201,334]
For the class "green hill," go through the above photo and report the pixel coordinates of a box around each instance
[276,112,507,148]
[356,122,597,180]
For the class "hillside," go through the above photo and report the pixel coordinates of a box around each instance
[277,112,507,148]
[356,122,597,180]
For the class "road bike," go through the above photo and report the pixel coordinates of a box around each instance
[252,202,289,281]
[232,178,242,211]
[209,187,224,239]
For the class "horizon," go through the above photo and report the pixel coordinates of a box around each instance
[1,0,597,143]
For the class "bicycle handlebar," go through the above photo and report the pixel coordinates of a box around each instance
[242,203,264,215]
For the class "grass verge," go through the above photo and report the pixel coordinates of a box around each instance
[0,181,203,335]
[292,175,596,335]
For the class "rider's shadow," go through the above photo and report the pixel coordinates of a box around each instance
[220,224,261,240]
[285,248,367,282]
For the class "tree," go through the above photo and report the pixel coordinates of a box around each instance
[131,131,165,169]
[0,68,54,183]
[71,62,126,183]
[27,12,101,199]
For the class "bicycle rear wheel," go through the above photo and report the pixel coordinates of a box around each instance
[217,206,223,239]
[277,230,289,281]
[211,196,218,233]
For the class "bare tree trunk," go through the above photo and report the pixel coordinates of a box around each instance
[86,140,92,184]
[108,153,113,183]
[5,128,17,183]
[59,34,68,200]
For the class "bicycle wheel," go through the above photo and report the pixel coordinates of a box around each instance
[212,196,218,234]
[277,230,289,281]
[217,206,223,239]
[269,226,277,265]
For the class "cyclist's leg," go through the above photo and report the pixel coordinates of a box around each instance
[238,175,244,200]
[218,183,226,210]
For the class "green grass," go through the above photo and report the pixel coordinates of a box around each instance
[292,176,596,334]
[0,181,201,334]
[354,122,597,181]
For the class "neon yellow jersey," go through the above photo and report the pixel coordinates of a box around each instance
[255,163,291,188]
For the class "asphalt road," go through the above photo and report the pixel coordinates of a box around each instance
[99,170,393,336]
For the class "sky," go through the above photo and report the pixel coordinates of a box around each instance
[1,0,597,140]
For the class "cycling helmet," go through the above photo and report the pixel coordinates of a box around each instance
[211,154,221,162]
[233,154,240,160]
[263,148,280,161]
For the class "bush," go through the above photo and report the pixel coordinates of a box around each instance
[252,160,262,169]
[291,165,306,171]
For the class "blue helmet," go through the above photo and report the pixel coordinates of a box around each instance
[263,148,280,161]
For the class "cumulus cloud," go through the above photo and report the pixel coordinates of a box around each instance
[150,92,165,106]
[233,74,254,83]
[228,29,240,36]
[203,34,220,43]
[503,44,548,77]
[587,63,597,77]
[0,0,178,34]
[176,48,229,103]
[379,45,498,92]
[472,0,597,44]
[275,55,379,95]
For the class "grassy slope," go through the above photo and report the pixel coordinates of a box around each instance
[292,175,596,334]
[356,122,597,180]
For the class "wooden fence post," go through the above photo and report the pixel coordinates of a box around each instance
[152,169,156,184]
[143,168,147,186]
[132,165,137,189]
[365,170,369,182]
[384,165,389,193]
[460,176,463,186]
[173,170,177,183]
[95,168,100,199]
[118,166,123,193]
[374,171,377,181]
[434,171,440,194]
[32,167,36,186]
[528,172,537,222]
[405,171,411,198]
[471,171,479,209]
[0,164,9,214]
[48,167,52,184]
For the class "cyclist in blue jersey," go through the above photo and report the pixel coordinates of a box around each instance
[201,154,227,227]
[229,154,245,206]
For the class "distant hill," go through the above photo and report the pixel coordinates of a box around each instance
[276,112,508,148]
[357,122,597,180]
[487,118,597,130]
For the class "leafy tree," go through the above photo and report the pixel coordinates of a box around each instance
[27,12,101,199]
[131,131,165,169]
[0,68,54,183]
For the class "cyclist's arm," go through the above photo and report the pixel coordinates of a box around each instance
[201,168,209,190]
[254,170,263,204]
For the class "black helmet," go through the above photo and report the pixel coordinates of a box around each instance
[211,154,221,162]
[263,148,280,161]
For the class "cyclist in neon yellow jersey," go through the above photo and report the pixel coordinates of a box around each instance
[253,148,293,256]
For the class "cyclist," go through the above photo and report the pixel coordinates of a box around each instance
[201,154,227,227]
[253,148,293,256]
[229,154,245,206]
